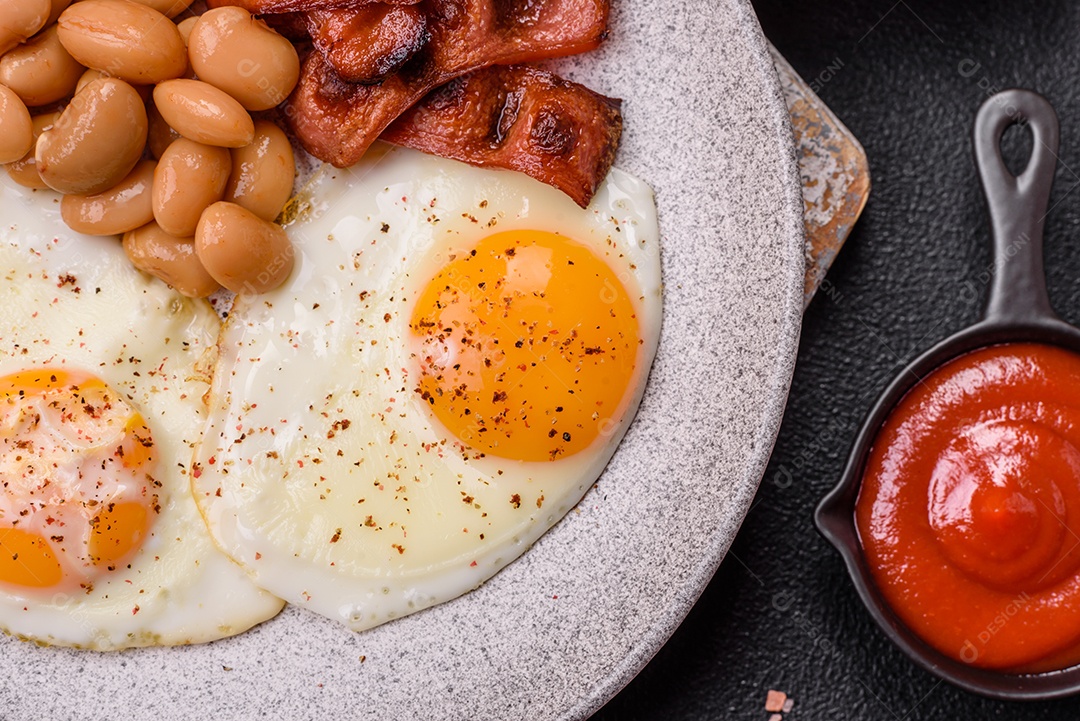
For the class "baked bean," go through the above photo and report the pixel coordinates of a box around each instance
[0,0,50,55]
[75,68,108,95]
[4,110,59,188]
[46,0,73,26]
[0,26,85,107]
[152,79,254,148]
[57,0,187,85]
[147,102,180,159]
[61,158,155,235]
[36,77,147,194]
[176,16,197,45]
[195,201,294,294]
[226,120,294,222]
[123,220,220,298]
[188,7,299,111]
[0,85,34,164]
[76,69,151,103]
[128,0,192,19]
[77,70,152,102]
[153,138,230,237]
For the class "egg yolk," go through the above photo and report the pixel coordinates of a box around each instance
[0,369,159,592]
[410,230,641,461]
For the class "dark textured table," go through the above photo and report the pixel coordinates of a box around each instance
[591,1,1080,718]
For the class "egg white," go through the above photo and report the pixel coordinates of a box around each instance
[0,172,284,649]
[192,145,662,631]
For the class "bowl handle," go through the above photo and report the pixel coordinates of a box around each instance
[974,88,1060,325]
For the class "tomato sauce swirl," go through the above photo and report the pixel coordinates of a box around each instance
[857,343,1080,672]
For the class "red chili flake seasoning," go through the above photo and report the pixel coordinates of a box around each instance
[57,273,80,292]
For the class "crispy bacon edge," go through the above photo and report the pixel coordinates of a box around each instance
[258,10,309,40]
[381,65,622,208]
[284,0,610,167]
[206,0,421,16]
[305,4,429,83]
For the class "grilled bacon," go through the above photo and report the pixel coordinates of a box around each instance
[258,11,309,40]
[284,0,610,167]
[305,4,428,83]
[206,0,420,16]
[382,65,621,208]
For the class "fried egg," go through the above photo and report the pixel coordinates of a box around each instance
[192,145,661,631]
[0,172,284,649]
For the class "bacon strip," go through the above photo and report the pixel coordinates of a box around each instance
[382,65,621,208]
[258,11,309,40]
[206,0,420,16]
[306,4,428,83]
[285,0,609,167]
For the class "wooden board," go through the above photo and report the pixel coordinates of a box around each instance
[771,45,871,308]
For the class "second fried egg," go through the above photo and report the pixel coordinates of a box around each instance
[192,145,661,631]
[0,172,284,649]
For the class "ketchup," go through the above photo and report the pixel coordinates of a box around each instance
[857,343,1080,672]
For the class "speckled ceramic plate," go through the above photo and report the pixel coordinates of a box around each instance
[0,1,803,718]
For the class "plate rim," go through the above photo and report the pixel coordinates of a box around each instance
[0,0,805,716]
[560,2,805,717]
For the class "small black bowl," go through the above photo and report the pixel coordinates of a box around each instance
[815,88,1080,699]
